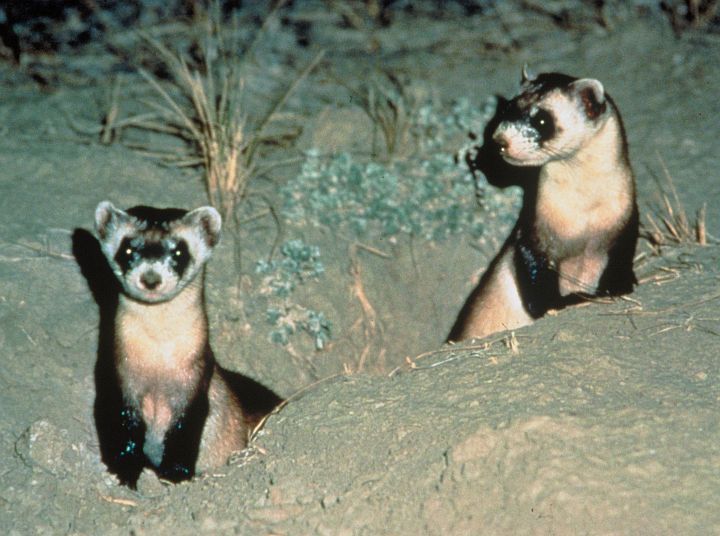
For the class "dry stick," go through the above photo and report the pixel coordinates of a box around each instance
[137,37,200,135]
[240,192,284,263]
[249,372,345,441]
[242,0,291,61]
[696,203,707,245]
[98,494,138,507]
[637,266,681,286]
[326,0,367,32]
[387,334,529,377]
[120,143,201,165]
[604,292,720,317]
[137,70,201,142]
[10,241,74,261]
[100,75,120,145]
[254,156,306,178]
[335,231,391,259]
[349,243,383,373]
[67,109,159,137]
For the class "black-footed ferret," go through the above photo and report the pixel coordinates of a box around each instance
[449,70,638,341]
[93,201,282,487]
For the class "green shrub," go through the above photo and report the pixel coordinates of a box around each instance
[281,97,520,244]
[256,240,331,350]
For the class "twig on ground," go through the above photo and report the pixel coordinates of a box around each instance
[348,243,385,373]
[389,334,530,376]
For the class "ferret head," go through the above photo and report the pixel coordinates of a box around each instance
[94,201,222,304]
[492,70,611,166]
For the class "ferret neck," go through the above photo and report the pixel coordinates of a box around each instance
[542,114,626,189]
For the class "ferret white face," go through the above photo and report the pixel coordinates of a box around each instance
[94,201,222,304]
[493,72,610,167]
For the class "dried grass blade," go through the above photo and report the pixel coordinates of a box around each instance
[696,203,707,245]
[138,68,202,142]
[249,49,326,160]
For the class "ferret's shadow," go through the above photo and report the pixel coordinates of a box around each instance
[463,95,540,191]
[72,228,128,480]
[448,97,542,342]
[72,228,281,485]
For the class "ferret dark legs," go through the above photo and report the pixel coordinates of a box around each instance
[513,239,561,319]
[102,393,211,487]
[156,390,210,483]
[597,204,639,296]
[113,406,147,488]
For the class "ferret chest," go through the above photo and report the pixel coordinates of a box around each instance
[115,299,206,401]
[535,164,630,257]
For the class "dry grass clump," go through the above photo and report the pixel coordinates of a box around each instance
[643,156,709,252]
[133,4,323,222]
[343,70,424,161]
[138,35,249,219]
[662,0,719,33]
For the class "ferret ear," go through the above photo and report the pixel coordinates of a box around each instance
[520,64,537,85]
[95,201,129,240]
[184,206,222,248]
[571,78,607,120]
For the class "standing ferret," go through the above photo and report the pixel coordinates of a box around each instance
[448,70,638,341]
[93,201,282,488]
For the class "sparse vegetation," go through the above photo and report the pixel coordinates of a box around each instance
[643,156,710,252]
[662,0,719,33]
[130,3,323,222]
[7,2,720,533]
[255,239,332,351]
[347,70,425,160]
[282,150,480,240]
[347,243,386,374]
[280,98,519,245]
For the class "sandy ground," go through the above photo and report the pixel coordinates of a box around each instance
[1,3,719,534]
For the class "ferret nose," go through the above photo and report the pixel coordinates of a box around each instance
[140,271,162,290]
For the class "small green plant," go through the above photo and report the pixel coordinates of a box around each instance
[255,240,332,350]
[415,96,498,152]
[281,97,520,245]
[281,150,484,240]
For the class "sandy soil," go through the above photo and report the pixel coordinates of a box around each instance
[1,2,719,534]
